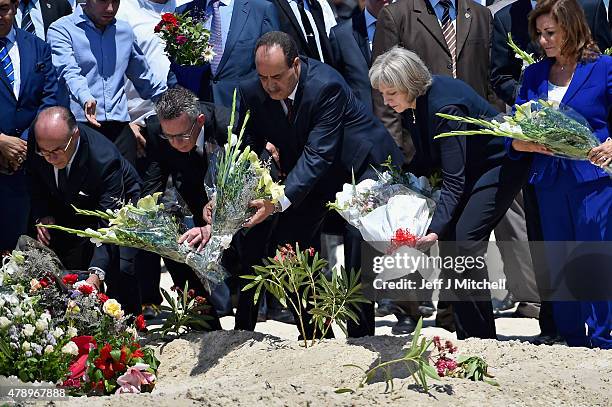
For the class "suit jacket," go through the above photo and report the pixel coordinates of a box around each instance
[239,57,403,208]
[27,124,141,273]
[141,102,231,226]
[39,0,73,38]
[371,0,494,162]
[406,75,501,236]
[490,0,612,106]
[176,0,279,107]
[0,28,58,140]
[508,56,612,186]
[271,0,334,64]
[329,11,373,111]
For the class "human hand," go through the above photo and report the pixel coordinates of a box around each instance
[130,122,147,158]
[84,100,101,127]
[587,138,612,168]
[243,199,275,228]
[416,232,438,251]
[0,133,27,171]
[178,225,212,251]
[511,139,553,155]
[202,200,214,224]
[36,216,55,246]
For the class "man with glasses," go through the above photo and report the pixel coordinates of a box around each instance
[0,0,59,252]
[27,106,143,316]
[137,87,231,329]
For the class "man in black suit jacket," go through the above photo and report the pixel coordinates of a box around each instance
[137,88,232,329]
[15,0,72,40]
[330,0,388,112]
[236,31,403,336]
[272,0,335,64]
[28,107,143,316]
[490,0,612,106]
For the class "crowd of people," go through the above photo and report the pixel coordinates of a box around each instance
[0,0,610,349]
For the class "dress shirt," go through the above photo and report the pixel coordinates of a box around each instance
[428,0,457,25]
[15,0,45,40]
[1,28,20,99]
[200,0,233,51]
[277,82,298,211]
[47,5,167,123]
[53,136,80,184]
[288,0,326,63]
[364,7,377,50]
[117,0,177,124]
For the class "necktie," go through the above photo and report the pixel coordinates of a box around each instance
[295,0,321,61]
[209,0,223,74]
[0,38,15,88]
[21,0,35,34]
[284,98,294,123]
[57,168,69,194]
[440,0,457,78]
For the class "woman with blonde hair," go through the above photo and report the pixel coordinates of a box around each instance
[370,46,528,340]
[508,0,612,348]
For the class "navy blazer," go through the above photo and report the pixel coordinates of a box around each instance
[27,124,141,273]
[239,57,403,207]
[0,28,58,140]
[508,56,612,186]
[329,11,373,112]
[176,0,279,107]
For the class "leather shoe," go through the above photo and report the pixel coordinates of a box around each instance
[266,308,296,324]
[392,315,417,335]
[375,299,399,317]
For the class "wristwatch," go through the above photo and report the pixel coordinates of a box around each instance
[88,267,106,281]
[272,201,282,214]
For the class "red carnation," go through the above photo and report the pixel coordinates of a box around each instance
[97,293,109,303]
[78,284,94,295]
[132,348,144,359]
[161,13,178,26]
[175,35,188,45]
[39,277,50,288]
[135,314,146,331]
[62,274,79,285]
[154,22,163,33]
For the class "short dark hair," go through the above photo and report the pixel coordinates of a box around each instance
[255,31,299,67]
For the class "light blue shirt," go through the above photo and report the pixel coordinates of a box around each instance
[364,7,377,47]
[201,0,233,50]
[15,0,45,40]
[47,6,167,122]
[428,0,457,23]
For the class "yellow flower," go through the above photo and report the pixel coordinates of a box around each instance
[136,193,162,211]
[102,299,124,319]
[268,183,285,203]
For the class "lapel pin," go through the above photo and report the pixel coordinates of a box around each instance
[47,3,52,8]
[465,12,470,18]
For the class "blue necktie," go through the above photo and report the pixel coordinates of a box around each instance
[21,0,35,34]
[0,38,15,88]
[208,0,223,74]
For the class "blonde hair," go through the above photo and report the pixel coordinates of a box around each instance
[369,46,432,100]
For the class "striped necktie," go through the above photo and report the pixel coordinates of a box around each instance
[208,0,223,74]
[440,0,456,78]
[21,0,35,34]
[0,38,15,88]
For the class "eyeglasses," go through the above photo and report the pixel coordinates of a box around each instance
[35,130,75,158]
[160,120,196,141]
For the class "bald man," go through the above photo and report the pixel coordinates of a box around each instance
[27,106,143,316]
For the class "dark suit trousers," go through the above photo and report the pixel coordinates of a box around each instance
[441,157,529,339]
[85,121,136,165]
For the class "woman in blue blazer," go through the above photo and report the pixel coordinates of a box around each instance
[509,0,612,349]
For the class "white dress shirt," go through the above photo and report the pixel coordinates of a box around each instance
[15,0,45,40]
[2,28,21,100]
[276,82,298,211]
[288,0,326,63]
[53,136,80,185]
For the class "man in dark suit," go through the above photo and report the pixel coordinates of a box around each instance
[330,0,390,111]
[175,0,279,107]
[271,0,334,64]
[490,0,612,106]
[137,88,229,329]
[236,31,403,337]
[0,0,58,251]
[372,0,494,162]
[15,0,72,40]
[28,106,143,316]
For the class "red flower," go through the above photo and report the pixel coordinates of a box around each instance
[187,289,195,298]
[135,314,146,331]
[39,277,50,288]
[61,378,81,388]
[94,343,127,380]
[175,35,188,45]
[161,13,178,27]
[307,247,315,256]
[132,348,144,359]
[195,296,206,304]
[62,274,79,285]
[154,22,163,33]
[67,336,97,380]
[78,283,94,295]
[97,293,109,303]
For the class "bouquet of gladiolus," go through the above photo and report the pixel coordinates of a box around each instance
[435,99,612,175]
[154,12,215,65]
[507,33,537,69]
[328,162,440,253]
[43,90,285,287]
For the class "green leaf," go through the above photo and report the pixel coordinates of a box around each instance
[110,349,121,362]
[422,363,440,381]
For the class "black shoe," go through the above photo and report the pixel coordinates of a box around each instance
[532,333,565,345]
[513,302,540,319]
[142,304,160,320]
[392,316,417,335]
[257,311,267,323]
[417,301,435,318]
[266,308,296,324]
[493,292,516,313]
[375,300,399,317]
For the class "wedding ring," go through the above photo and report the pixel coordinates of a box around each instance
[17,157,23,163]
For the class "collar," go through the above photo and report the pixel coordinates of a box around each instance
[21,0,39,7]
[364,7,377,27]
[429,0,456,9]
[195,125,205,152]
[530,0,536,9]
[74,5,117,28]
[2,27,16,44]
[208,0,232,7]
[55,136,81,171]
[287,79,298,102]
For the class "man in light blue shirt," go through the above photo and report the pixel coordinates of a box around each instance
[47,0,167,163]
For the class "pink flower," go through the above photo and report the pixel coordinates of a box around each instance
[175,35,187,45]
[116,363,156,394]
